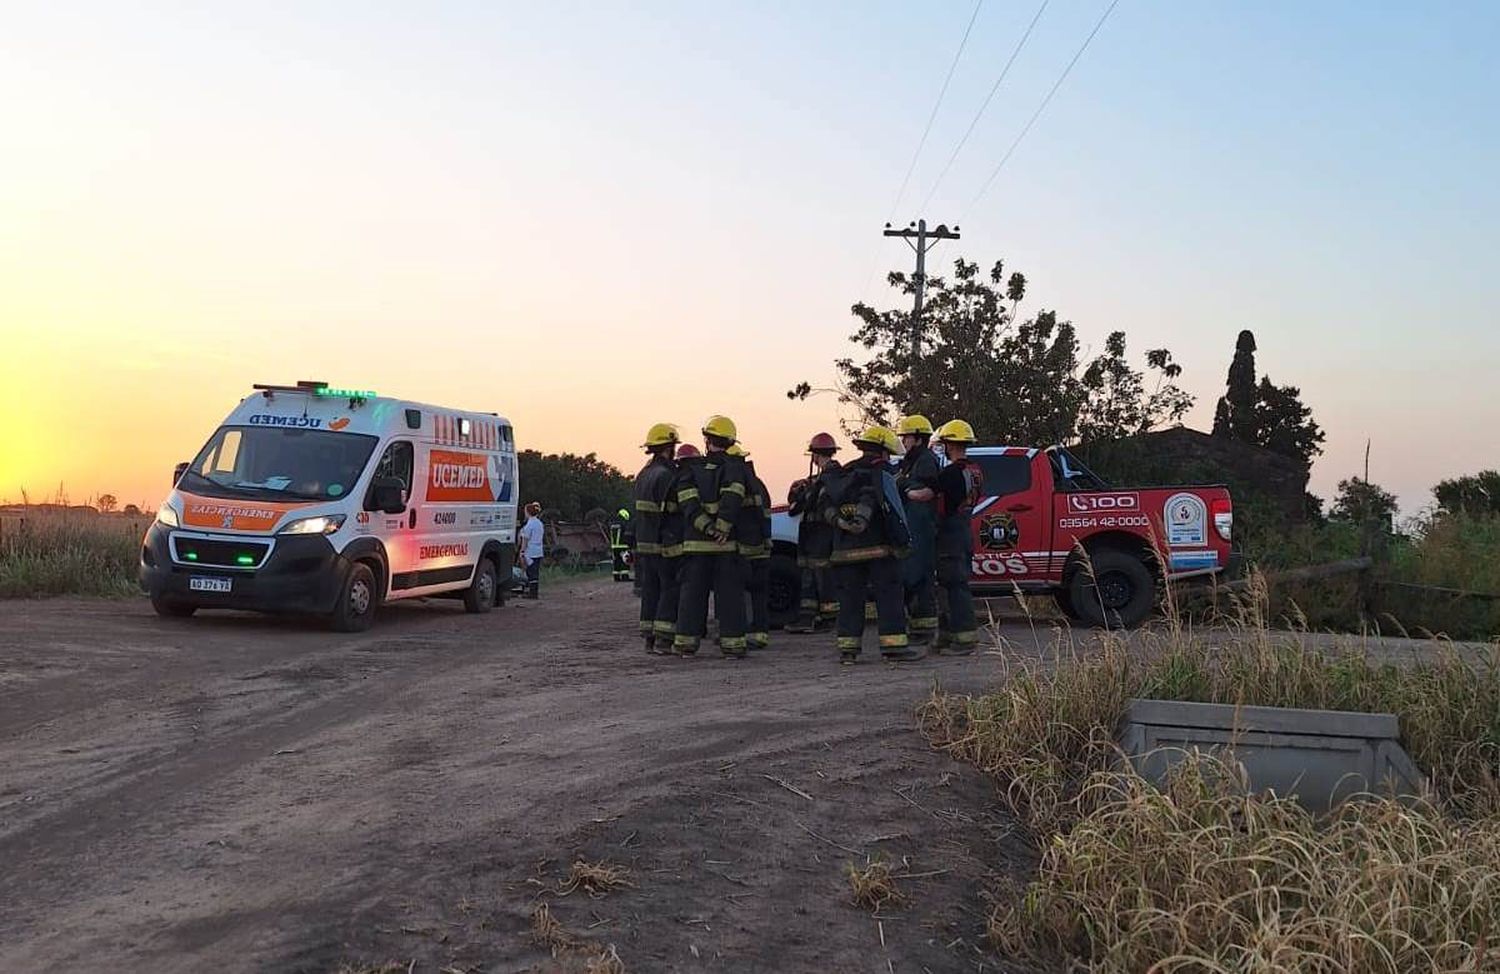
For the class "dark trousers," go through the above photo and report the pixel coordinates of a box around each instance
[833,558,907,655]
[796,566,838,625]
[746,556,769,644]
[525,559,541,598]
[675,553,747,654]
[902,502,938,634]
[936,520,976,645]
[637,554,680,641]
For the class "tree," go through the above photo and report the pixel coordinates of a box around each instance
[1329,477,1398,530]
[96,494,118,513]
[516,450,631,523]
[790,257,1192,444]
[1210,330,1323,470]
[1434,470,1500,517]
[1254,378,1325,470]
[123,504,143,516]
[1213,329,1258,440]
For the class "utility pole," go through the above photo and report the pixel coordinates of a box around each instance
[883,219,960,361]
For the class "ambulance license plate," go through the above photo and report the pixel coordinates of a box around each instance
[189,576,232,594]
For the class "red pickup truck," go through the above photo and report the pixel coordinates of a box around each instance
[768,445,1234,628]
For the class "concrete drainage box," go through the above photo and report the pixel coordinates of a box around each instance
[1119,699,1426,814]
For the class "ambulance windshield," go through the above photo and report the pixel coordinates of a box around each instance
[180,426,379,502]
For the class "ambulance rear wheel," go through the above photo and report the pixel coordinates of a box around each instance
[151,594,197,618]
[464,559,497,614]
[331,563,378,633]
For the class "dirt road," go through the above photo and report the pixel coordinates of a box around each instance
[1,580,1042,973]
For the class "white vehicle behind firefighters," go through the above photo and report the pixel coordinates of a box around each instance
[140,381,519,631]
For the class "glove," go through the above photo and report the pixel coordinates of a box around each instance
[836,515,868,535]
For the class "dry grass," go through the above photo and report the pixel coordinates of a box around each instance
[922,616,1500,830]
[530,901,627,972]
[990,754,1500,972]
[558,859,633,897]
[846,858,904,912]
[925,590,1500,971]
[334,964,410,974]
[530,902,573,951]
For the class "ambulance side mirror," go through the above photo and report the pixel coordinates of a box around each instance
[369,477,407,515]
[172,462,189,488]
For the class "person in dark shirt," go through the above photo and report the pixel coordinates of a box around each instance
[933,420,982,653]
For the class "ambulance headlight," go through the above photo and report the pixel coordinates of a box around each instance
[279,514,346,536]
[156,503,180,528]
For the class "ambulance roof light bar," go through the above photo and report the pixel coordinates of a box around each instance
[253,381,377,401]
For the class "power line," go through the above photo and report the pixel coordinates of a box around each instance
[917,0,1050,214]
[963,0,1121,219]
[884,0,985,222]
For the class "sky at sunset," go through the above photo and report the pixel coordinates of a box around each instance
[3,1,1496,515]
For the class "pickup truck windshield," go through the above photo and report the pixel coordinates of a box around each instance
[182,426,379,502]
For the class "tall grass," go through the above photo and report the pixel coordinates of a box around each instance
[922,609,1500,970]
[990,755,1500,972]
[0,515,142,597]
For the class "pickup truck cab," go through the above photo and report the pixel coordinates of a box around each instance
[769,445,1233,628]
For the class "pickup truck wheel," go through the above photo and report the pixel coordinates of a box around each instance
[1069,550,1154,629]
[767,554,800,629]
[330,562,378,633]
[1051,587,1078,620]
[463,559,497,614]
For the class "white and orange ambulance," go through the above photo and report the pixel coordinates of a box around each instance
[140,381,519,631]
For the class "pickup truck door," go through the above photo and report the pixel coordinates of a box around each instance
[969,450,1054,588]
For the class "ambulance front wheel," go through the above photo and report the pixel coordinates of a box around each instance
[151,593,197,618]
[331,562,378,633]
[464,559,498,614]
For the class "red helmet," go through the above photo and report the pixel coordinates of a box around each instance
[806,432,839,455]
[675,443,701,460]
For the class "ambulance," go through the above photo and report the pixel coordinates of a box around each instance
[139,381,519,631]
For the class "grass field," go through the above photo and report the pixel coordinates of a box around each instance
[0,513,146,598]
[922,616,1500,971]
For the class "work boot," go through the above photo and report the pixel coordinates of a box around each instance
[839,651,859,666]
[672,637,700,657]
[747,632,770,650]
[643,634,655,654]
[881,644,928,662]
[943,633,978,656]
[720,636,748,659]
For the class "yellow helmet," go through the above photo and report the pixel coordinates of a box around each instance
[895,414,934,436]
[853,425,903,455]
[702,415,738,443]
[934,419,977,444]
[642,422,679,448]
[726,443,750,458]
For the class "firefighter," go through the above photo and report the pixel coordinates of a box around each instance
[634,423,681,654]
[728,444,772,649]
[894,415,941,644]
[933,419,982,653]
[672,415,750,658]
[818,426,922,665]
[785,433,840,632]
[609,508,632,582]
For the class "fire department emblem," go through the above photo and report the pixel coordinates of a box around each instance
[979,512,1020,551]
